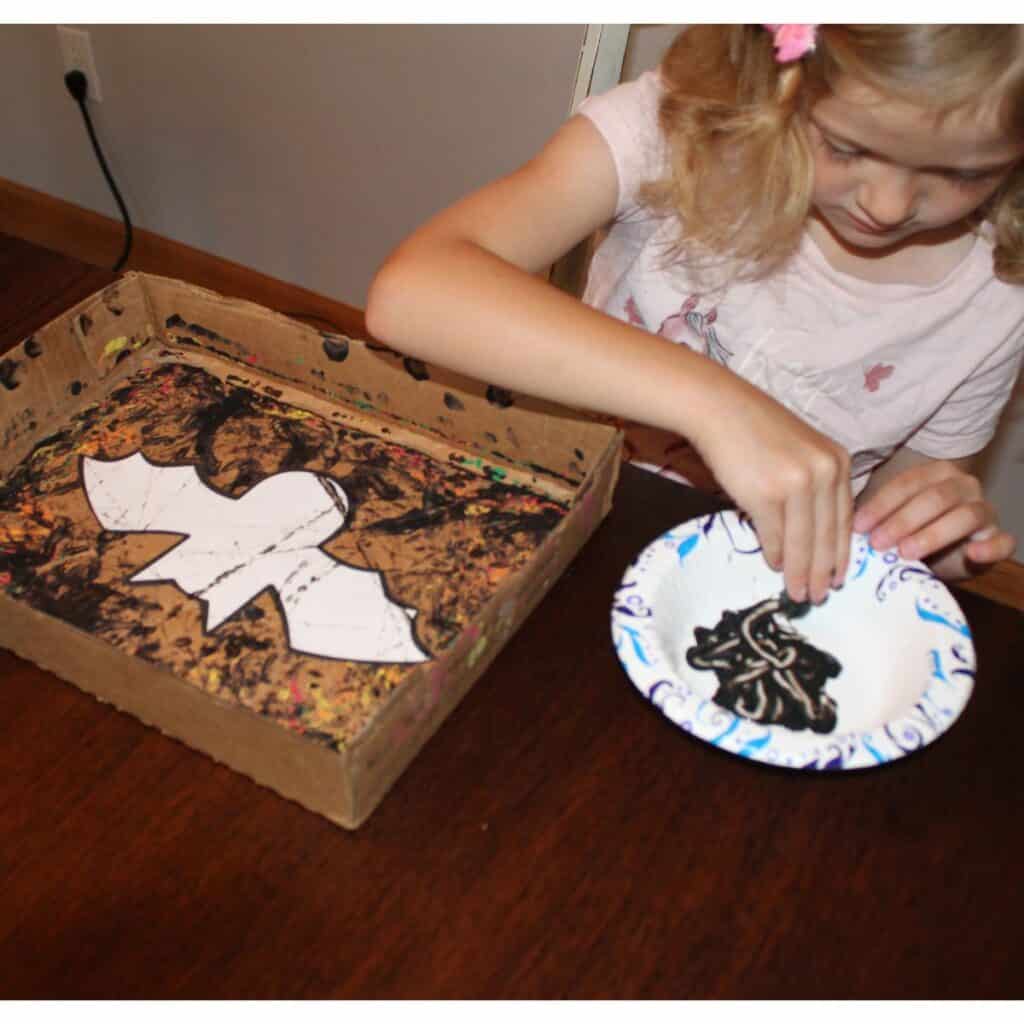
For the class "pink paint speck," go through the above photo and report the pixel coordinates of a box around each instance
[864,363,895,392]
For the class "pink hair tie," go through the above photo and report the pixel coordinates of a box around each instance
[762,24,818,63]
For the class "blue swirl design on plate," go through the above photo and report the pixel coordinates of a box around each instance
[875,563,934,601]
[849,535,874,580]
[609,509,976,773]
[676,533,701,564]
[914,599,971,639]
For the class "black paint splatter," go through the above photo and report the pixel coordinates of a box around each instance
[403,357,429,382]
[486,385,513,408]
[188,386,251,479]
[0,358,19,391]
[322,337,349,362]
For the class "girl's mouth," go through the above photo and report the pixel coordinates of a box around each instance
[844,210,910,236]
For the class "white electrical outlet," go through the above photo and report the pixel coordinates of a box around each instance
[57,25,103,102]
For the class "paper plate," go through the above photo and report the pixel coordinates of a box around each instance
[611,510,976,770]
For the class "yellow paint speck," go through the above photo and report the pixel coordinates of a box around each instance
[467,635,489,668]
[103,337,130,358]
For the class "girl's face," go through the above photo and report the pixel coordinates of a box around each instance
[807,75,1024,252]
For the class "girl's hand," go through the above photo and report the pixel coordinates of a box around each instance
[690,380,853,605]
[852,458,1016,580]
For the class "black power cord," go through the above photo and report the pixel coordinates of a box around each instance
[64,69,133,272]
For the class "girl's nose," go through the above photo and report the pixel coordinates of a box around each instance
[857,169,918,228]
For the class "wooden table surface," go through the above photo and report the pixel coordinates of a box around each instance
[2,232,1023,999]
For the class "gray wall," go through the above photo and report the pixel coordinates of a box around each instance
[0,24,586,308]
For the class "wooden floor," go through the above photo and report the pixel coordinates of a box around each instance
[2,175,1022,613]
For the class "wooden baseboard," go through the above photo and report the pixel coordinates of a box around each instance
[2,177,1022,614]
[0,176,367,339]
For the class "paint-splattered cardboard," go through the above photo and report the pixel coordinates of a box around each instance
[0,273,622,828]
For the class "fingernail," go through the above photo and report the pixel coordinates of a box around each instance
[902,540,921,561]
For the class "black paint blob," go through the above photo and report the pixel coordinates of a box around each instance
[403,357,429,382]
[0,358,19,391]
[486,385,514,408]
[322,337,350,362]
[24,336,42,358]
[69,380,84,396]
[443,392,465,412]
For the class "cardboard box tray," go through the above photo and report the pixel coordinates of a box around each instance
[0,272,621,828]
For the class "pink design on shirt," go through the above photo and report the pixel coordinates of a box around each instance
[658,296,732,365]
[864,363,895,392]
[624,295,647,329]
[657,295,698,343]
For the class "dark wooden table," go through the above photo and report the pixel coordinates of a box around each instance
[2,232,1023,999]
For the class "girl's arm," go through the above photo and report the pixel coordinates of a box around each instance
[853,447,1016,578]
[366,115,852,604]
[367,115,714,429]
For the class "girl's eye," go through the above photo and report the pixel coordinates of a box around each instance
[943,169,993,187]
[823,137,863,162]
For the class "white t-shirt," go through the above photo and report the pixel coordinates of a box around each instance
[579,71,1024,495]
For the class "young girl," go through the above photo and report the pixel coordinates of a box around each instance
[366,24,1024,606]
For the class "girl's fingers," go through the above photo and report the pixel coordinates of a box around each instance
[868,476,978,553]
[809,482,837,604]
[896,501,993,562]
[854,461,980,539]
[754,503,785,572]
[833,474,854,588]
[782,491,814,602]
[965,528,1017,566]
[853,474,917,535]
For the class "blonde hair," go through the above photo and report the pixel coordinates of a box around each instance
[644,24,1024,284]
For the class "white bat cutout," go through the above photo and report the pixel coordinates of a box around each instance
[82,452,429,664]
